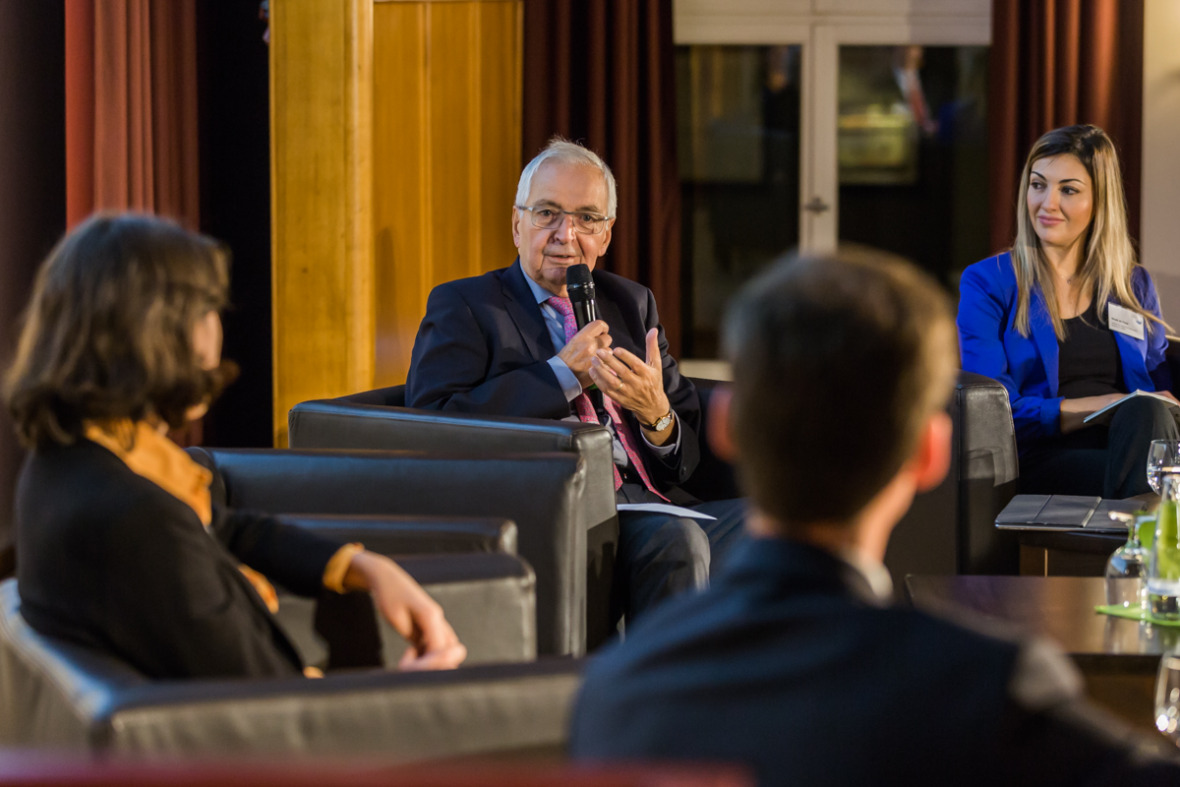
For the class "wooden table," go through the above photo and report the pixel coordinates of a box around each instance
[1016,530,1123,576]
[905,575,1174,736]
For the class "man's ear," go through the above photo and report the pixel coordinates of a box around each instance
[707,385,738,462]
[511,207,522,248]
[912,411,952,492]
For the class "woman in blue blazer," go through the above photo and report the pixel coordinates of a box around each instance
[958,125,1177,498]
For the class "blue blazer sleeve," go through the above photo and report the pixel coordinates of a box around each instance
[956,255,1063,444]
[1132,266,1172,393]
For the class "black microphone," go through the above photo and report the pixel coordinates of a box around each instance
[566,263,605,408]
[566,264,599,330]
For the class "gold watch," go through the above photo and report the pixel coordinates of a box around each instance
[643,410,675,432]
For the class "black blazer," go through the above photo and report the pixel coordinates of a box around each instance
[570,537,1180,785]
[15,440,341,679]
[406,260,701,501]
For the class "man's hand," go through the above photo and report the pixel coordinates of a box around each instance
[590,328,673,443]
[558,320,612,387]
[343,551,467,671]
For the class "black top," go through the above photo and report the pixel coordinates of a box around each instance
[1058,299,1124,399]
[16,440,341,679]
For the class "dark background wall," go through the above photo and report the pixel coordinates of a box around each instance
[197,2,274,449]
[0,1,66,574]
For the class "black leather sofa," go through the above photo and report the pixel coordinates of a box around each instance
[291,372,1021,602]
[0,448,588,756]
[0,578,582,757]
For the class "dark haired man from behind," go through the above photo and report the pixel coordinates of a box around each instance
[569,250,1180,785]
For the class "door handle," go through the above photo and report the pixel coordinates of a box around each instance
[803,197,830,214]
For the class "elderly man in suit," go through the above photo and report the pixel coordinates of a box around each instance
[568,250,1180,785]
[406,138,743,622]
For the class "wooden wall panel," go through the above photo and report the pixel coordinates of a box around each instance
[372,0,522,387]
[271,0,521,431]
[270,0,373,445]
[372,3,429,388]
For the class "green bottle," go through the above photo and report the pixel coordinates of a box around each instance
[1150,475,1180,619]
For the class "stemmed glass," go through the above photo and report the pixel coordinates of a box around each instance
[1147,440,1180,494]
[1156,651,1180,746]
[1105,511,1148,608]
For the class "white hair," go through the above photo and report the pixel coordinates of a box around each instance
[515,138,617,218]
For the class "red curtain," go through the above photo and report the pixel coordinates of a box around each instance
[65,0,199,231]
[522,0,684,354]
[65,0,202,444]
[988,0,1144,253]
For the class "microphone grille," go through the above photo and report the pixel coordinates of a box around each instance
[566,264,593,288]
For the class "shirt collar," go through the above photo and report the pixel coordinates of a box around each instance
[84,420,213,526]
[522,267,558,306]
[838,548,894,603]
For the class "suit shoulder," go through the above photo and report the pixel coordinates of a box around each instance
[593,268,652,299]
[20,442,196,531]
[429,266,509,300]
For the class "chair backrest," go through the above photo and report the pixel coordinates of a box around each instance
[681,377,740,502]
[884,371,1020,584]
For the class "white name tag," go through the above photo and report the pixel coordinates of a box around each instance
[1108,303,1145,340]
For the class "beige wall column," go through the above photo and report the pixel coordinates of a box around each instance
[269,0,521,444]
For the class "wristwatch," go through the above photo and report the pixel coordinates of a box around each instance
[643,410,675,433]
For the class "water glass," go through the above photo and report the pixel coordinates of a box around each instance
[1105,512,1149,608]
[1157,652,1180,746]
[1147,440,1180,495]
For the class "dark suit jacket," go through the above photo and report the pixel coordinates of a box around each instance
[406,260,701,502]
[16,439,341,679]
[570,538,1180,785]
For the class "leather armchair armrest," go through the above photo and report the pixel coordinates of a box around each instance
[276,514,518,555]
[99,659,583,758]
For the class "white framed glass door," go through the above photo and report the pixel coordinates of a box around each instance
[674,0,990,358]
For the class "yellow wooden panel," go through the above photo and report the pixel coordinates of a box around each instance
[373,3,429,387]
[270,0,373,444]
[477,2,524,275]
[427,2,477,287]
[371,0,521,386]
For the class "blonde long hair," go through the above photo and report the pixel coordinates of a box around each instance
[1011,124,1166,338]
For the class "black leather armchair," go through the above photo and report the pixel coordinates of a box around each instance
[671,375,1020,585]
[287,394,620,653]
[189,447,602,657]
[883,371,1021,583]
[0,579,582,758]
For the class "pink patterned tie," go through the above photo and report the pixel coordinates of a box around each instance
[547,296,668,500]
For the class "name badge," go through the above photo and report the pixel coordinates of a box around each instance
[1108,303,1145,341]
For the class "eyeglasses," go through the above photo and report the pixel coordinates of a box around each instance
[516,205,609,235]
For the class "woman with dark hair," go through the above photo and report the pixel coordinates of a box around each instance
[4,213,465,679]
[958,124,1178,498]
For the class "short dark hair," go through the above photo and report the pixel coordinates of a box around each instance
[722,249,956,529]
[4,213,232,447]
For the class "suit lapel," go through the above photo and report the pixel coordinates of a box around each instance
[502,258,556,360]
[1029,287,1060,396]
